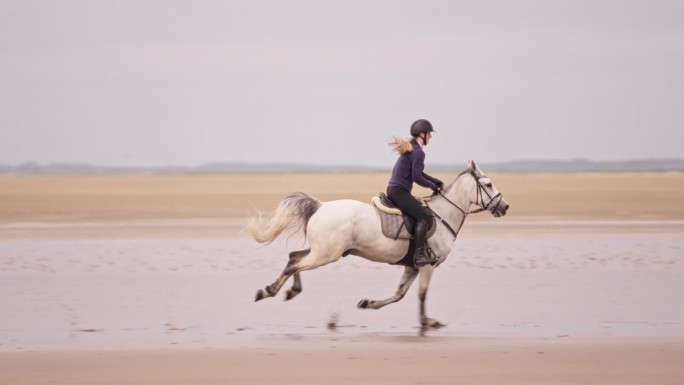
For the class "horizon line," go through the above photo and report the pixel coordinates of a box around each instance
[1,158,683,174]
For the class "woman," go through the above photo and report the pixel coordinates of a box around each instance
[387,119,444,268]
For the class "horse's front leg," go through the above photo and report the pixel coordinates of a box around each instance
[357,266,418,309]
[418,266,445,329]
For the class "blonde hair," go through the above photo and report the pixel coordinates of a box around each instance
[388,137,414,155]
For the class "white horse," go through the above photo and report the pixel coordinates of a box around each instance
[247,160,509,328]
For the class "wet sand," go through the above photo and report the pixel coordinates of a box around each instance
[3,337,683,385]
[1,172,683,384]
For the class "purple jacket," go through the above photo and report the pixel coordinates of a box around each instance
[388,140,441,193]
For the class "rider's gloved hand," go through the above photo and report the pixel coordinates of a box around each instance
[431,184,442,195]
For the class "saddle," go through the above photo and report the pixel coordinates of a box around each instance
[371,193,436,240]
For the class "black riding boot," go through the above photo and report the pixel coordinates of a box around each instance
[413,219,436,268]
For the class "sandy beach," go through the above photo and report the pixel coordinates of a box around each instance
[1,172,683,384]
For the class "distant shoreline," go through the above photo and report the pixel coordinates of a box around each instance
[1,158,683,175]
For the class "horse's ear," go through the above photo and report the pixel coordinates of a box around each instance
[468,160,482,175]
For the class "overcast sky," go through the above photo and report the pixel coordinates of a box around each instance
[1,0,682,168]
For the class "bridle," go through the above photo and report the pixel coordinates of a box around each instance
[425,170,504,239]
[469,171,504,214]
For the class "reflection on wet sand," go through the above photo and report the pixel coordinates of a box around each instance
[1,219,682,352]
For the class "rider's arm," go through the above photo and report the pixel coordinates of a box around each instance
[410,150,439,190]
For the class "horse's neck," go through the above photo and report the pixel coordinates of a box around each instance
[430,176,472,227]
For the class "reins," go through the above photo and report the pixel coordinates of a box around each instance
[425,170,503,240]
[425,202,463,240]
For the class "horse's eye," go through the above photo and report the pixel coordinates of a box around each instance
[484,182,492,188]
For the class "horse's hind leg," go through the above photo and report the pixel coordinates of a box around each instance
[255,249,308,302]
[285,273,302,301]
[357,266,419,309]
[255,246,340,302]
[255,258,295,301]
[285,249,309,301]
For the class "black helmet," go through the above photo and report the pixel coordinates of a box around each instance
[410,119,435,136]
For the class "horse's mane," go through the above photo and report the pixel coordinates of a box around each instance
[447,169,470,191]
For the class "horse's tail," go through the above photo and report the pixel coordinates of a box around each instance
[247,192,322,244]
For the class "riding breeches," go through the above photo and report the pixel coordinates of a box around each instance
[387,186,431,222]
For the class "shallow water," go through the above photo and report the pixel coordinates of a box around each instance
[1,220,683,351]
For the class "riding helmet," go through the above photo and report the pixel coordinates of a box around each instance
[410,119,435,136]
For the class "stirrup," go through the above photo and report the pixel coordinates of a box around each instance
[414,247,438,268]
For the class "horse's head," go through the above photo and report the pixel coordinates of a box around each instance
[464,160,509,217]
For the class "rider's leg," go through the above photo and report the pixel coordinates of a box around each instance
[413,218,435,267]
[387,186,437,268]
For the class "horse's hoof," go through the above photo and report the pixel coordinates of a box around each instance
[357,299,370,309]
[255,289,266,302]
[284,289,300,301]
[421,318,445,329]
